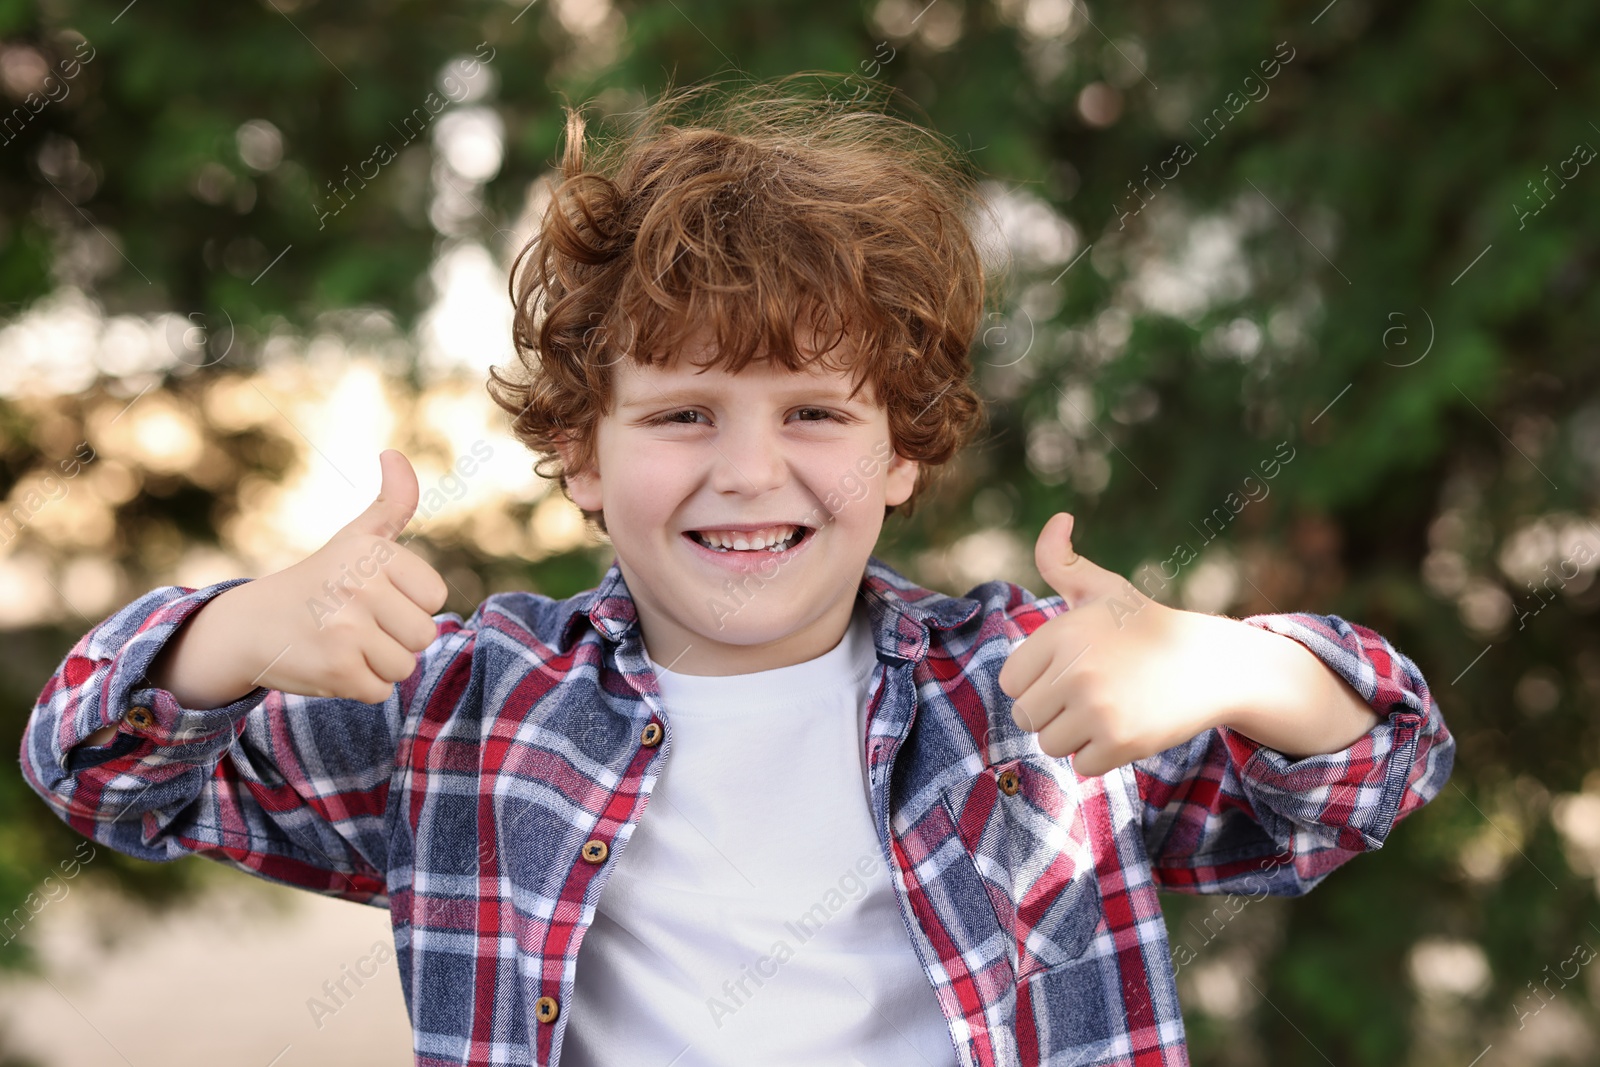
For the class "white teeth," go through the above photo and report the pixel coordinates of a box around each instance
[692,525,804,553]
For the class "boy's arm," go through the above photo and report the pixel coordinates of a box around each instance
[19,577,478,906]
[1131,610,1454,896]
[995,514,1453,897]
[1201,612,1383,758]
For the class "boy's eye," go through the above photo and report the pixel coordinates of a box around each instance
[650,410,707,425]
[646,408,843,426]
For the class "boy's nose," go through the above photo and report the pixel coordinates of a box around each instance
[709,421,788,495]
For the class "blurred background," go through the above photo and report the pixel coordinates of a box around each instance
[1,0,1597,1064]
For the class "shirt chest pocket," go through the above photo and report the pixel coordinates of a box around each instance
[939,754,1102,981]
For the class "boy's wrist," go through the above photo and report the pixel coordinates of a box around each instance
[144,581,268,710]
[1207,614,1380,758]
[75,581,265,749]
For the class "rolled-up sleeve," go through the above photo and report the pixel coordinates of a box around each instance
[1134,612,1454,896]
[19,578,478,907]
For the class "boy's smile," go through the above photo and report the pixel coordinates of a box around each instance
[680,519,817,571]
[560,328,917,676]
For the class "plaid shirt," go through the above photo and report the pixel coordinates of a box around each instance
[21,553,1453,1067]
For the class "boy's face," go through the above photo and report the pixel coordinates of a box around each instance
[561,330,917,676]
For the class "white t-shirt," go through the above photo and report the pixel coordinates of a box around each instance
[560,601,958,1067]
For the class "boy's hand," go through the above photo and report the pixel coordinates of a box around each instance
[997,513,1379,776]
[237,448,452,703]
[144,449,452,710]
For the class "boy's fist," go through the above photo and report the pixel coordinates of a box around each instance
[997,512,1244,776]
[230,449,451,703]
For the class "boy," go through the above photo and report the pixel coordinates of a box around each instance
[21,78,1452,1067]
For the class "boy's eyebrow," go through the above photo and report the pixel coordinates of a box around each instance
[619,381,867,409]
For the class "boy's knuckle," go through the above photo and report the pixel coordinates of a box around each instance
[1011,695,1041,730]
[327,660,368,691]
[1072,662,1108,695]
[413,615,442,651]
[1100,716,1133,748]
[327,625,369,655]
[393,646,423,678]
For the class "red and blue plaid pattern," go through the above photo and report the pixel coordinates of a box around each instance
[21,554,1453,1066]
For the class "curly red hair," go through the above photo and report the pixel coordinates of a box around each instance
[487,73,990,536]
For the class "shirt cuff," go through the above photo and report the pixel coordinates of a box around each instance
[1221,614,1426,852]
[100,577,272,757]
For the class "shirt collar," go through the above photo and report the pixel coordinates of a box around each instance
[556,554,981,664]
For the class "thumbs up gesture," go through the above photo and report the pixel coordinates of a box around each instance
[255,449,452,702]
[997,513,1277,777]
[998,513,1384,775]
[220,450,451,704]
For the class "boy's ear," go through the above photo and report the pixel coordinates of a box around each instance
[884,451,918,508]
[555,436,603,512]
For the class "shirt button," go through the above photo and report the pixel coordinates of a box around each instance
[581,839,608,864]
[534,996,559,1023]
[127,706,155,730]
[998,769,1020,796]
[640,721,663,747]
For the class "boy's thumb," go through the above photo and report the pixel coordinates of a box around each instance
[1035,512,1126,609]
[344,449,420,541]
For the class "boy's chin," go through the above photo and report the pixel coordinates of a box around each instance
[690,597,854,652]
[694,608,811,644]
